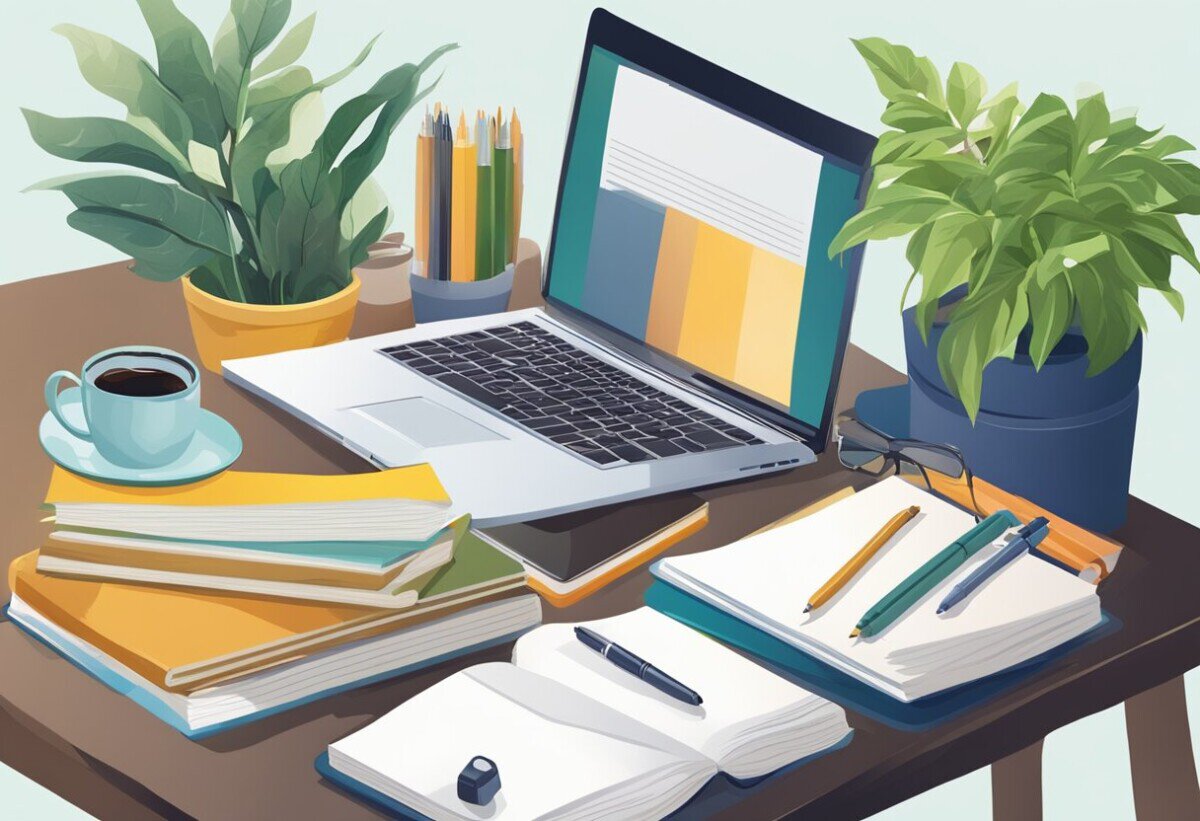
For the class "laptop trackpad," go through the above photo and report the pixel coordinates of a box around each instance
[353,397,506,447]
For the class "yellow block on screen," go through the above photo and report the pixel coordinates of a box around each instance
[675,222,753,377]
[645,208,698,352]
[734,247,805,405]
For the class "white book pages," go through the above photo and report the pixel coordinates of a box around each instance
[512,607,846,779]
[657,477,1100,701]
[329,663,715,821]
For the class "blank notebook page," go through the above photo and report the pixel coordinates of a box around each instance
[659,477,1099,699]
[512,607,832,765]
[329,662,710,819]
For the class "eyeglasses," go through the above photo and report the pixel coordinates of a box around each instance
[834,414,985,521]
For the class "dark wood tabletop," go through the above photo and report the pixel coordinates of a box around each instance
[2,261,1198,820]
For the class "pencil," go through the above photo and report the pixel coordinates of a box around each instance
[414,108,433,277]
[492,115,512,275]
[803,505,920,614]
[474,111,494,280]
[510,109,523,262]
[450,112,476,282]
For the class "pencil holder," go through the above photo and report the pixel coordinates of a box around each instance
[409,265,515,323]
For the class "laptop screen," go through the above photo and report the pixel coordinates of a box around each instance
[546,46,865,433]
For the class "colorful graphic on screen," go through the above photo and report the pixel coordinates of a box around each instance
[549,47,863,429]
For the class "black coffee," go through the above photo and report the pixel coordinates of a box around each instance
[95,367,188,397]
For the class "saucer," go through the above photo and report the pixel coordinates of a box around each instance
[40,387,243,486]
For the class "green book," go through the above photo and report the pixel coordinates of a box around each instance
[415,527,527,602]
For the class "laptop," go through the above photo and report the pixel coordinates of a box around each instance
[223,10,875,526]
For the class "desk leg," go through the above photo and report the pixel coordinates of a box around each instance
[991,738,1043,821]
[1125,675,1200,820]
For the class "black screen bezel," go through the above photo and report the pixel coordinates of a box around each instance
[541,8,876,452]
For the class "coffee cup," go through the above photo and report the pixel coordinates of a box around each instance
[45,346,201,468]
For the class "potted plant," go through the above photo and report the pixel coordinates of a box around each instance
[829,38,1200,532]
[24,0,453,371]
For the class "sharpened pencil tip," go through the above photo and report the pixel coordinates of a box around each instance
[849,628,861,639]
[802,604,812,614]
[936,606,947,615]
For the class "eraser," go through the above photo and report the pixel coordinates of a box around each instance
[457,756,501,805]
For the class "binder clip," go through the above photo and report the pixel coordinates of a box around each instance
[457,756,501,805]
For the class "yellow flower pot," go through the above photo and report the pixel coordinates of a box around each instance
[181,273,361,373]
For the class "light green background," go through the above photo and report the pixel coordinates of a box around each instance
[2,1,1197,818]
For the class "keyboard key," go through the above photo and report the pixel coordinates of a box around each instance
[638,438,685,457]
[676,437,706,453]
[435,374,509,410]
[610,443,655,463]
[581,449,620,465]
[537,423,576,438]
[689,428,738,447]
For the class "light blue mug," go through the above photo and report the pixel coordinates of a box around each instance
[44,346,201,468]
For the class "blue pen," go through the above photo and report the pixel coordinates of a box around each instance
[936,516,1051,615]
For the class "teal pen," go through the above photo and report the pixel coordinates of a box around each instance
[850,510,1019,639]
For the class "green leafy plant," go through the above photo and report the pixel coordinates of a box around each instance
[24,0,454,305]
[829,38,1200,421]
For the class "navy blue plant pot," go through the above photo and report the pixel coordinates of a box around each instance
[903,306,1141,533]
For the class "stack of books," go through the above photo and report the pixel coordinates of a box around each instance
[8,466,541,736]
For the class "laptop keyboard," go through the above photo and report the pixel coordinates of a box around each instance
[379,321,764,467]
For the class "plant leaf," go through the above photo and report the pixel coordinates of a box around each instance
[850,38,943,104]
[67,207,215,281]
[947,61,986,129]
[22,109,188,182]
[248,65,313,109]
[232,35,379,215]
[53,24,193,150]
[1026,273,1073,368]
[332,54,453,208]
[1071,258,1140,375]
[915,211,990,317]
[829,198,956,254]
[251,12,315,79]
[341,205,390,272]
[188,141,226,187]
[213,0,292,129]
[29,171,229,253]
[136,0,227,146]
[937,264,1032,421]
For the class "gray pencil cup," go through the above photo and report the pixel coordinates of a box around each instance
[409,265,515,323]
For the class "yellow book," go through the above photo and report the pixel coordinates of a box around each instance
[44,466,452,543]
[450,112,477,281]
[8,530,529,694]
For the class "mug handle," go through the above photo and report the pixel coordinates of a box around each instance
[45,370,92,440]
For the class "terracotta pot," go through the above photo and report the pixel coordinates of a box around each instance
[181,273,361,372]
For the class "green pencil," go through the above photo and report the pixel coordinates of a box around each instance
[849,510,1018,638]
[492,116,513,275]
[474,112,493,280]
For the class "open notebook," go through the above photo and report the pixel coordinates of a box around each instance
[654,477,1103,702]
[327,608,850,819]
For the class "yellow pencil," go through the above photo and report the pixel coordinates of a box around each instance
[510,109,523,262]
[414,108,433,277]
[803,505,920,614]
[450,112,477,282]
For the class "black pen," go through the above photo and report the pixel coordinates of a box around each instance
[574,626,703,706]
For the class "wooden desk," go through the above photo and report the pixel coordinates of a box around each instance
[2,262,1198,820]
